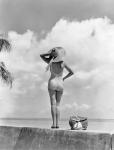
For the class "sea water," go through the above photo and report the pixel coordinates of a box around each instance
[0,118,114,133]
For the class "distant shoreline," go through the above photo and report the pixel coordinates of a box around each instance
[0,118,114,122]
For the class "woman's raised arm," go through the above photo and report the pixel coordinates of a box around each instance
[40,53,53,64]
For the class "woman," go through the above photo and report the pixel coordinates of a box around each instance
[40,47,74,129]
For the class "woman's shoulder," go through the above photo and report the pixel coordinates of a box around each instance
[61,61,66,68]
[51,61,65,68]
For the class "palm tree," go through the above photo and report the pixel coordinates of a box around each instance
[0,38,13,88]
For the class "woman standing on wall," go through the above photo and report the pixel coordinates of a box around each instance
[40,47,74,129]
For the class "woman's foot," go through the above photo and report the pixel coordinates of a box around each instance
[51,125,56,129]
[56,125,59,129]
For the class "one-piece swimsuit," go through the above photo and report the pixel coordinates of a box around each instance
[48,61,64,92]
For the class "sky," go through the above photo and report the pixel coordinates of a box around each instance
[0,0,114,119]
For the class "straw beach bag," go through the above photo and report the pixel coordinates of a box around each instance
[69,115,88,130]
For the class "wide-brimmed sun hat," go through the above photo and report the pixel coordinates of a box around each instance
[46,47,66,71]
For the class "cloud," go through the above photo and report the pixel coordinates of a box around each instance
[0,30,45,118]
[60,102,90,118]
[40,102,90,119]
[1,17,114,118]
[0,83,15,122]
[31,17,114,119]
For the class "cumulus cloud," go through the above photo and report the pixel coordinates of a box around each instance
[38,17,114,119]
[60,102,90,118]
[1,17,114,118]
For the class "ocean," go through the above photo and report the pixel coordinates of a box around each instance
[0,118,114,133]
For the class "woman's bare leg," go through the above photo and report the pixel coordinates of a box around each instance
[48,89,56,127]
[56,90,63,128]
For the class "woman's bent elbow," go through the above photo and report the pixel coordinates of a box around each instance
[71,71,74,75]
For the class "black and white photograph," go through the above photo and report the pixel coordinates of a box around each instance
[0,0,114,149]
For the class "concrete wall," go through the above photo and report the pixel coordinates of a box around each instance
[0,126,112,150]
[111,134,114,150]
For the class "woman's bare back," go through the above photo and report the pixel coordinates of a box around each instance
[50,61,64,77]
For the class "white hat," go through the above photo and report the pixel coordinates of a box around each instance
[46,47,66,71]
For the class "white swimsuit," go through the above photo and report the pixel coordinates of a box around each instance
[48,61,64,92]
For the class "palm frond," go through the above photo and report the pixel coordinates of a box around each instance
[0,62,13,88]
[0,38,11,52]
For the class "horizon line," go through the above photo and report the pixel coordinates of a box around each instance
[0,117,114,121]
